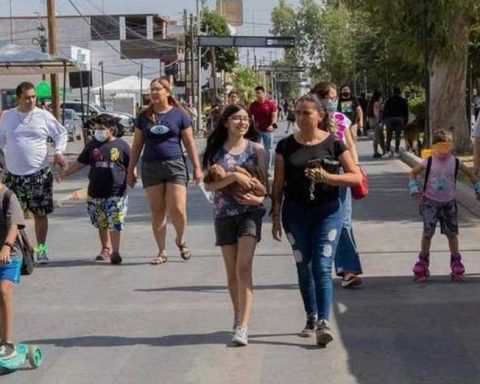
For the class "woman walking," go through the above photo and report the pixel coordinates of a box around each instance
[271,94,361,347]
[203,104,267,346]
[127,78,203,264]
[311,81,363,288]
[367,91,385,158]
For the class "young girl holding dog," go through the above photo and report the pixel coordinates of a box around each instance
[203,104,267,347]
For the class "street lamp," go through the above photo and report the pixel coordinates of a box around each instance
[98,61,105,108]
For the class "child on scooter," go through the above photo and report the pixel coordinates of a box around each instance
[408,128,480,282]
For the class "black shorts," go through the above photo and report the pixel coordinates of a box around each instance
[214,209,264,246]
[141,157,188,188]
[3,167,54,216]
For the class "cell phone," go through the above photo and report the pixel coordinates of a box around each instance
[321,158,340,174]
[306,159,323,169]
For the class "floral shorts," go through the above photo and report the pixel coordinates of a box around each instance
[3,167,53,216]
[87,195,128,231]
[419,197,458,237]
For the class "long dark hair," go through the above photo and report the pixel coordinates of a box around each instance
[202,104,256,170]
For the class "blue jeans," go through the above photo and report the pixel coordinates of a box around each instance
[259,132,273,171]
[335,187,362,276]
[282,199,343,320]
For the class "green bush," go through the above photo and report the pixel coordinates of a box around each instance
[409,96,426,120]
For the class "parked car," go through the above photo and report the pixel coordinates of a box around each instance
[60,101,135,132]
[61,108,83,142]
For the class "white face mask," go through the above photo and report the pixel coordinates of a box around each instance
[94,130,109,142]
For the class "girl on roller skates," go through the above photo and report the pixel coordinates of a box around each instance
[408,128,480,282]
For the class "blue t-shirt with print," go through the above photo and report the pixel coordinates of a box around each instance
[136,107,192,162]
[77,138,130,198]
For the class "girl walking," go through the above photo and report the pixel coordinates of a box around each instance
[203,104,267,346]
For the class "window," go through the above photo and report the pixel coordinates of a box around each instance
[125,16,146,40]
[91,16,120,41]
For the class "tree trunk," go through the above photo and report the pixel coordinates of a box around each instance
[429,14,471,154]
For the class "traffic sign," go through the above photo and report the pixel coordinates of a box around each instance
[198,36,296,48]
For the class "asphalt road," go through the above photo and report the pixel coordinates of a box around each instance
[5,122,480,384]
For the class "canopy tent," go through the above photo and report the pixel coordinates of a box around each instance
[0,42,78,75]
[91,75,152,94]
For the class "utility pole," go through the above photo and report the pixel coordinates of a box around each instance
[47,0,59,119]
[99,61,105,108]
[196,0,202,131]
[189,13,195,106]
[183,9,190,102]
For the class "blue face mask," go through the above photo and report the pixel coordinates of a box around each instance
[94,130,109,142]
[326,100,338,113]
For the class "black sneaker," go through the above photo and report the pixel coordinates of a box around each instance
[0,342,17,359]
[372,152,382,158]
[316,320,333,347]
[299,316,317,337]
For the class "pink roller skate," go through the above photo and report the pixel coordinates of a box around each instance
[413,252,430,283]
[450,253,465,282]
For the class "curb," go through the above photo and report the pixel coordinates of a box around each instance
[400,150,480,218]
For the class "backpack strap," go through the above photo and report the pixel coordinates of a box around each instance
[454,157,460,182]
[423,156,432,192]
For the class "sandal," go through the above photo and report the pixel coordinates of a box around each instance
[151,251,168,265]
[175,239,191,261]
[95,247,111,262]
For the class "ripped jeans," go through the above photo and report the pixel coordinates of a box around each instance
[282,198,343,320]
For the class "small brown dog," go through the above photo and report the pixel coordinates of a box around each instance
[404,117,423,155]
[204,164,266,197]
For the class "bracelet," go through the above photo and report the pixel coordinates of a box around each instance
[2,242,13,249]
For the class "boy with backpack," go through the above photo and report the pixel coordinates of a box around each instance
[59,114,130,264]
[0,154,26,359]
[408,128,480,282]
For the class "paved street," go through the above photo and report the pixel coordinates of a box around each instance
[6,123,480,384]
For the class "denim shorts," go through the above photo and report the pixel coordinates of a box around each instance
[87,195,128,231]
[0,255,22,284]
[419,197,458,237]
[141,157,187,188]
[214,209,264,246]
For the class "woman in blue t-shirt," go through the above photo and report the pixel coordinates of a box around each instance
[127,78,203,265]
[203,104,267,346]
[271,94,361,347]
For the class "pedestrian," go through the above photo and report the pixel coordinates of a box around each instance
[227,90,240,106]
[127,78,203,265]
[285,103,296,134]
[337,85,364,140]
[311,81,363,288]
[203,104,267,346]
[249,86,278,173]
[0,82,68,264]
[473,94,480,120]
[59,114,130,264]
[409,128,480,282]
[473,113,480,177]
[271,93,361,347]
[367,91,385,158]
[0,154,26,360]
[383,87,409,157]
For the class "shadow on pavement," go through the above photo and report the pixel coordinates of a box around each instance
[334,275,480,384]
[135,283,297,293]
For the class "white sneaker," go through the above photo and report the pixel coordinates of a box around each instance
[382,151,393,159]
[232,326,248,346]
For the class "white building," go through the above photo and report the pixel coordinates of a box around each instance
[0,13,181,109]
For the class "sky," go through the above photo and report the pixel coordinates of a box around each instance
[0,0,300,64]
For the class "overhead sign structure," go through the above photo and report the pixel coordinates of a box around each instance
[70,46,91,71]
[198,36,296,48]
[257,65,305,72]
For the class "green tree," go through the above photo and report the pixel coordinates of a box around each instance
[231,66,258,103]
[340,0,480,152]
[200,9,237,72]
